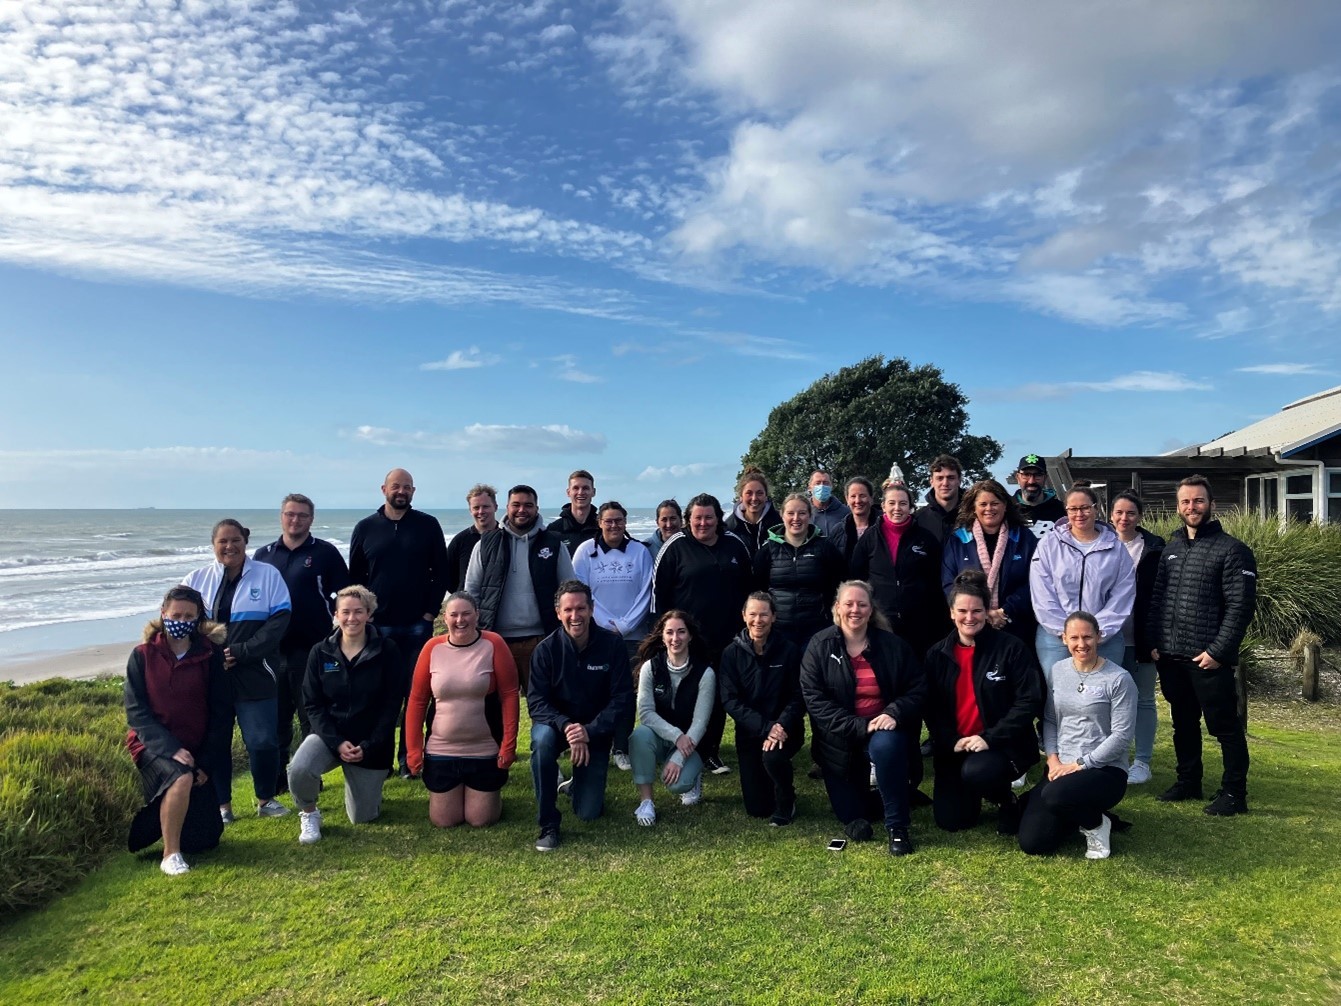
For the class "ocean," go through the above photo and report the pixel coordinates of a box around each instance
[0,507,661,664]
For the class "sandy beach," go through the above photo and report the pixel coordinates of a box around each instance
[1,641,135,686]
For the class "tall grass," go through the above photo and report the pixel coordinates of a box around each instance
[1140,511,1341,647]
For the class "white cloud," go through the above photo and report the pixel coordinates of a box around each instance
[349,423,606,453]
[420,347,502,371]
[552,354,603,383]
[1003,370,1211,401]
[537,24,576,44]
[1236,363,1325,375]
[637,462,724,481]
[689,329,814,361]
[1005,274,1184,328]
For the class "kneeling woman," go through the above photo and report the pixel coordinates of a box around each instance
[289,585,404,844]
[925,571,1042,836]
[629,609,716,826]
[125,586,231,876]
[801,580,926,856]
[718,592,806,825]
[406,591,519,828]
[1018,611,1136,860]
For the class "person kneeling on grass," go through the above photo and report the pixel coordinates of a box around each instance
[717,592,805,826]
[405,591,519,828]
[288,585,404,845]
[527,580,634,852]
[1018,611,1136,860]
[924,571,1042,838]
[125,586,231,877]
[629,609,716,826]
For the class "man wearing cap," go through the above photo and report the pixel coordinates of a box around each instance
[1013,454,1065,534]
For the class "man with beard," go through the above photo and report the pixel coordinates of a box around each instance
[1149,475,1257,816]
[349,468,450,779]
[253,493,350,790]
[1012,454,1065,536]
[445,483,499,592]
[465,484,576,690]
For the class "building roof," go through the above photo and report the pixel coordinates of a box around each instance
[1194,384,1341,458]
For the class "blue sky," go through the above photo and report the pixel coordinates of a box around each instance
[2,0,1340,510]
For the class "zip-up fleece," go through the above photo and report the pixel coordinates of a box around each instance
[183,558,292,702]
[348,506,450,627]
[1028,519,1135,640]
[717,628,805,740]
[303,626,405,772]
[651,529,753,653]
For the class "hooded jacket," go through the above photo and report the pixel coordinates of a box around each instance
[182,557,292,702]
[725,502,783,558]
[303,625,405,771]
[348,505,450,628]
[923,626,1042,773]
[849,516,945,655]
[717,628,805,740]
[651,529,754,654]
[125,621,230,767]
[1014,488,1065,527]
[1029,519,1136,640]
[1148,519,1256,665]
[800,625,926,774]
[753,525,846,633]
[941,524,1039,644]
[810,497,851,555]
[547,503,601,557]
[465,520,575,638]
[913,490,960,545]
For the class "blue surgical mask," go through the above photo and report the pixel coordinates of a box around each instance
[811,484,833,504]
[163,618,197,640]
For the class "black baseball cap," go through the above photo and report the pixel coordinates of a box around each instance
[1016,454,1046,473]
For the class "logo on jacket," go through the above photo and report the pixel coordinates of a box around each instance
[323,661,340,673]
[538,547,553,560]
[304,557,313,567]
[986,668,1004,682]
[1242,569,1257,577]
[249,586,261,601]
[829,654,843,663]
[911,545,926,556]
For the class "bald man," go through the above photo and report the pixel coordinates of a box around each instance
[349,468,450,778]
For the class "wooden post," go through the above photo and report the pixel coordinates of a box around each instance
[1303,642,1321,702]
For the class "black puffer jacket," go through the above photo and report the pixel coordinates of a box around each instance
[800,625,925,775]
[717,629,805,740]
[753,526,846,634]
[849,517,946,655]
[1129,527,1166,661]
[924,626,1042,774]
[1148,520,1257,665]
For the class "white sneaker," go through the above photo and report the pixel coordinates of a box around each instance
[1126,760,1152,785]
[258,798,290,818]
[680,778,702,806]
[1081,814,1112,860]
[613,751,632,772]
[634,798,656,826]
[160,852,190,877]
[869,763,878,789]
[556,768,572,795]
[299,808,323,845]
[1011,772,1028,791]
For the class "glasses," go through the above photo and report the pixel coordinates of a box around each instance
[1066,505,1095,514]
[599,519,626,527]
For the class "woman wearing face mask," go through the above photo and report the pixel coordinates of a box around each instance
[941,480,1038,649]
[288,585,404,844]
[642,499,683,562]
[724,466,783,558]
[405,591,519,828]
[841,477,877,564]
[1029,486,1135,680]
[753,493,846,653]
[182,518,292,824]
[924,571,1041,836]
[1018,611,1136,860]
[1108,491,1165,785]
[629,609,716,825]
[718,592,806,825]
[801,580,926,855]
[124,586,231,877]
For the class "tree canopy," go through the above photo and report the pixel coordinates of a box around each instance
[740,356,1002,499]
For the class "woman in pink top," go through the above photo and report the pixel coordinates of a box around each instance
[406,591,519,828]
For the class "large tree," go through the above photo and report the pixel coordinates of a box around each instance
[741,356,1002,499]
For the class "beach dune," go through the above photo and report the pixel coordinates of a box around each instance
[2,642,133,686]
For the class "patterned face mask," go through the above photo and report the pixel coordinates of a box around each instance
[162,618,197,640]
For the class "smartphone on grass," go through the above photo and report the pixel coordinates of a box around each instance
[826,838,847,851]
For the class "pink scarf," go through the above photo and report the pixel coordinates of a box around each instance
[971,521,1010,609]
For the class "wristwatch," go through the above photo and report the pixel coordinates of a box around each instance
[1075,755,1087,770]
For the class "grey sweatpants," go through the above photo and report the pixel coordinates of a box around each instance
[287,735,387,824]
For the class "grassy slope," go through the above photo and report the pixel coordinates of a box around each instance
[1,704,1338,1006]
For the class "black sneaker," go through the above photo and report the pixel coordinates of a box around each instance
[535,826,561,852]
[909,788,932,809]
[843,818,874,842]
[769,799,796,827]
[887,828,914,857]
[1158,780,1203,802]
[919,739,933,757]
[1204,790,1248,816]
[705,755,731,775]
[996,796,1021,836]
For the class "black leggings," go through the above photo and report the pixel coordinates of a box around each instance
[734,728,803,817]
[1018,765,1127,855]
[932,749,1021,832]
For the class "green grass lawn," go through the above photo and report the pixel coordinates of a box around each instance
[2,701,1339,1005]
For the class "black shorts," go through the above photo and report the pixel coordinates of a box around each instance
[423,755,509,794]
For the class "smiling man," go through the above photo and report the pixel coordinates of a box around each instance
[445,483,499,593]
[547,469,601,557]
[1012,454,1066,534]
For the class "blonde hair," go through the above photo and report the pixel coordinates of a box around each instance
[334,584,379,621]
[831,580,893,633]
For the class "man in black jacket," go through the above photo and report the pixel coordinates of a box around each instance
[1149,475,1257,816]
[913,454,963,547]
[445,483,498,592]
[547,469,600,557]
[527,581,633,852]
[253,493,350,789]
[1012,454,1066,535]
[348,468,450,778]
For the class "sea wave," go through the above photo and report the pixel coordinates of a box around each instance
[0,605,158,634]
[0,548,212,577]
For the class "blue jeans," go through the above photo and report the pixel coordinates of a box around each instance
[1121,646,1158,764]
[213,697,280,805]
[821,729,911,832]
[1036,626,1125,684]
[530,723,612,829]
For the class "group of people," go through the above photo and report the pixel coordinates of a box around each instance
[124,458,1257,874]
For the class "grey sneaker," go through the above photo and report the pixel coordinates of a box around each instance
[612,751,632,772]
[219,807,236,826]
[258,798,290,818]
[535,826,561,852]
[1126,760,1152,785]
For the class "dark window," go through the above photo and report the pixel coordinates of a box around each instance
[1286,474,1312,495]
[1287,498,1314,522]
[1330,472,1341,495]
[1263,479,1278,516]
